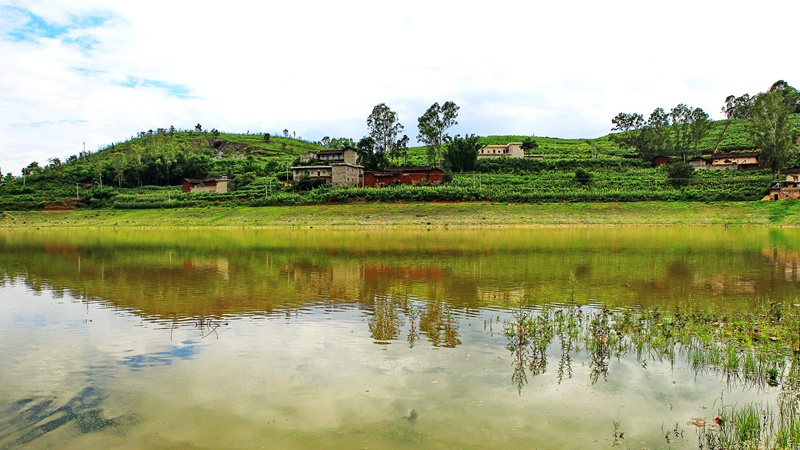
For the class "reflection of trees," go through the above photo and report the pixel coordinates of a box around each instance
[554,307,581,384]
[505,307,554,394]
[778,355,800,437]
[420,301,461,348]
[367,295,403,342]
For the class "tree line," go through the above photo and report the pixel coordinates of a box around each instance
[611,80,800,175]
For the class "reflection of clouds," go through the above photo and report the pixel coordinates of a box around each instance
[0,283,783,448]
[0,284,204,396]
[119,344,198,371]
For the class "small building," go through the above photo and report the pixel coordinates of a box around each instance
[291,147,363,186]
[363,166,444,187]
[688,156,711,169]
[766,167,800,200]
[182,176,231,193]
[652,155,670,167]
[708,152,761,170]
[478,143,524,159]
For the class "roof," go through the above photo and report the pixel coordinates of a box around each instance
[383,166,442,173]
[709,152,760,160]
[316,147,356,155]
[781,167,800,174]
[183,176,231,184]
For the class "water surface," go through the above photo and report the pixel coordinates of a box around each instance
[0,227,798,448]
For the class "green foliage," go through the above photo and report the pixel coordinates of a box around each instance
[417,101,459,167]
[366,103,409,164]
[665,162,694,188]
[750,89,798,175]
[573,168,592,185]
[444,134,481,173]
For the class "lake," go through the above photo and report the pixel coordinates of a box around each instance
[1,227,798,448]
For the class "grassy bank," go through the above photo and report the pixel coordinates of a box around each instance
[2,201,799,229]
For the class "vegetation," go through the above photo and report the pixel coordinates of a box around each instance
[1,81,798,212]
[417,101,459,166]
[504,300,800,448]
[361,103,409,168]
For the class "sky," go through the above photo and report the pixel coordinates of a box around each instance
[0,0,797,176]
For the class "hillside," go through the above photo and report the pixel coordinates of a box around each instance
[0,115,796,211]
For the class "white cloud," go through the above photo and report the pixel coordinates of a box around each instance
[0,0,797,175]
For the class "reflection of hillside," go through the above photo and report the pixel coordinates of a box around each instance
[2,228,800,322]
[763,248,800,282]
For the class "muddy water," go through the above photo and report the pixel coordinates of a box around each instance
[0,227,797,448]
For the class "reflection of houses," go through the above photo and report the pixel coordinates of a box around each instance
[363,166,444,187]
[762,247,800,281]
[766,167,800,200]
[291,147,363,187]
[182,176,231,193]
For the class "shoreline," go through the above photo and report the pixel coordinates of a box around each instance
[2,201,799,229]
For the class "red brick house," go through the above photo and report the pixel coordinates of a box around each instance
[363,166,444,187]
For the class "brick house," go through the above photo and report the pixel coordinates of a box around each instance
[363,166,444,187]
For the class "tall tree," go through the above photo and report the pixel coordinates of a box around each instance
[750,89,798,176]
[721,94,754,119]
[366,103,408,163]
[355,136,387,171]
[444,134,481,172]
[521,135,539,154]
[689,108,711,153]
[417,101,459,167]
[669,103,693,158]
[769,80,800,113]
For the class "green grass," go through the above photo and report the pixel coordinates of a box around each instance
[2,201,799,229]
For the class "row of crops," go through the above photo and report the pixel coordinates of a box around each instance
[102,168,774,210]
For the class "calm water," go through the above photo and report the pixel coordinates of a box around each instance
[0,227,798,448]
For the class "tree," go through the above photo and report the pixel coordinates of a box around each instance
[22,161,42,176]
[195,123,203,133]
[320,136,331,148]
[366,103,408,164]
[721,94,754,119]
[417,101,459,167]
[263,133,271,143]
[355,136,388,171]
[444,134,481,173]
[329,137,356,149]
[689,108,711,153]
[666,162,694,188]
[769,79,800,114]
[750,89,798,176]
[520,135,539,154]
[669,103,693,159]
[573,168,593,185]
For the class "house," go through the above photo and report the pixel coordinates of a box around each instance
[652,155,670,167]
[766,167,800,200]
[688,156,711,169]
[182,176,231,193]
[478,143,525,159]
[291,147,363,186]
[708,152,761,170]
[363,166,444,187]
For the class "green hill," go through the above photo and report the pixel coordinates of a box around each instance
[1,114,797,211]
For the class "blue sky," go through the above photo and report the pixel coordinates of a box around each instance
[0,0,797,176]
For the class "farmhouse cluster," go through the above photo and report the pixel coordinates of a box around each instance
[286,146,448,188]
[177,138,799,201]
